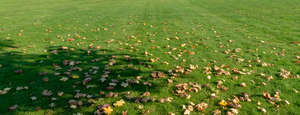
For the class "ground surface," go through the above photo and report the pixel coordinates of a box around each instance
[0,0,300,114]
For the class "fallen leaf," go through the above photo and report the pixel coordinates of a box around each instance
[113,99,125,107]
[195,102,208,111]
[240,82,246,87]
[151,71,166,79]
[42,90,53,96]
[9,105,18,111]
[183,109,190,115]
[72,75,80,79]
[121,82,129,87]
[218,100,228,107]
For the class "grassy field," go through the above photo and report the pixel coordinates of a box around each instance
[0,0,300,114]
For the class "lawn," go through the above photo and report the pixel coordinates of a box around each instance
[0,0,300,114]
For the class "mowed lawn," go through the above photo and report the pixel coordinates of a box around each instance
[0,0,300,114]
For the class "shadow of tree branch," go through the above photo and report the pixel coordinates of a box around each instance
[0,42,166,114]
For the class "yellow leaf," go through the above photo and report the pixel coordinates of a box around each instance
[103,106,113,115]
[218,100,228,107]
[72,75,79,79]
[113,99,125,107]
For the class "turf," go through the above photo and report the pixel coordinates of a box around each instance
[0,0,300,114]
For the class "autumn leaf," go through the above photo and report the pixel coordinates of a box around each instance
[0,88,11,95]
[67,38,75,41]
[42,90,53,96]
[195,102,208,111]
[151,71,166,79]
[218,100,228,107]
[113,99,125,107]
[121,82,129,87]
[72,75,80,79]
[9,105,18,111]
[103,106,113,115]
[240,82,246,87]
[61,46,68,50]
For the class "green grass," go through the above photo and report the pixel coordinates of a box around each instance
[0,0,300,114]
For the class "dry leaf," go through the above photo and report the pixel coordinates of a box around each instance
[218,100,228,107]
[195,102,208,111]
[113,99,125,107]
[9,105,18,111]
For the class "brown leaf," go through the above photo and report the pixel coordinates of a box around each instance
[291,41,299,45]
[188,51,195,55]
[263,91,271,99]
[67,38,75,41]
[240,82,246,87]
[195,102,208,111]
[141,92,151,97]
[122,110,128,115]
[151,71,166,79]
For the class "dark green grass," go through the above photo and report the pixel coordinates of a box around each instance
[0,0,300,114]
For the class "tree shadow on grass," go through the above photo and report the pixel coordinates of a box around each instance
[0,40,16,51]
[0,43,165,114]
